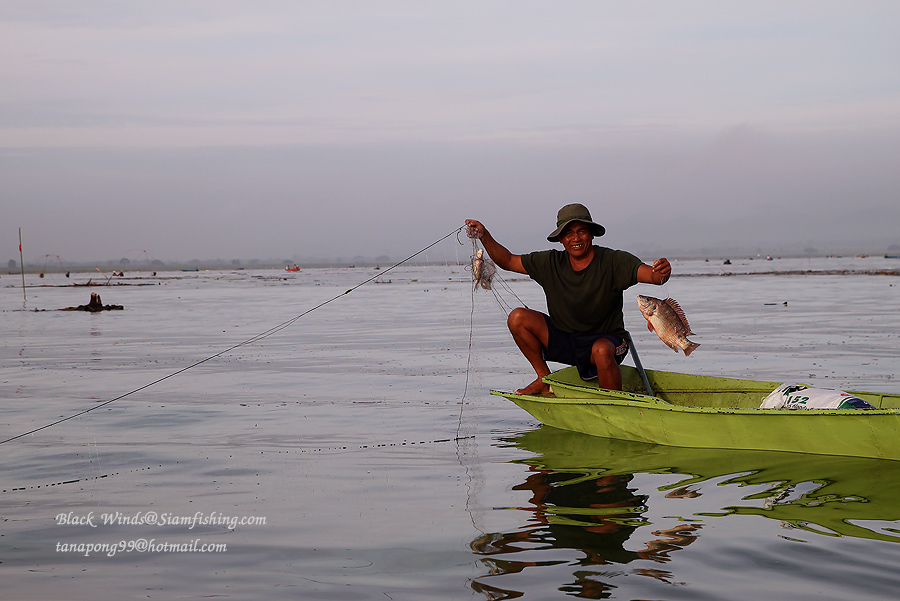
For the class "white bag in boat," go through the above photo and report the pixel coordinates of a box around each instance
[760,383,875,410]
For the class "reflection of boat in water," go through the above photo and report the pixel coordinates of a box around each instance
[491,365,900,460]
[469,426,900,598]
[509,426,900,543]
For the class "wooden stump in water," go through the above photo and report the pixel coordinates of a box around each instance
[61,293,124,312]
[87,292,103,310]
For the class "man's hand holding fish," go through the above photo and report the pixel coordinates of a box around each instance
[649,258,671,285]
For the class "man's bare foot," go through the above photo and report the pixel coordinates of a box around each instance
[515,378,551,395]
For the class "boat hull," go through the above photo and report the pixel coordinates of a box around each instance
[492,366,900,461]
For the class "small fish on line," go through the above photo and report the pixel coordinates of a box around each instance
[636,295,700,356]
[471,248,495,291]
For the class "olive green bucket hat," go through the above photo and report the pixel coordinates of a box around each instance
[547,203,605,242]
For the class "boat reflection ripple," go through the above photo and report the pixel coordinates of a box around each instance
[469,425,900,599]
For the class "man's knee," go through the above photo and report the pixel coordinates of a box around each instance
[591,338,616,364]
[507,307,534,332]
[507,308,548,345]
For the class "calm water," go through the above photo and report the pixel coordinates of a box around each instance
[2,256,899,599]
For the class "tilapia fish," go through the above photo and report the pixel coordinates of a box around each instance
[636,295,699,356]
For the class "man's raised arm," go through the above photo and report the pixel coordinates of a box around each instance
[465,219,527,275]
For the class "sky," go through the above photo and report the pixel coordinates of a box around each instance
[3,1,900,265]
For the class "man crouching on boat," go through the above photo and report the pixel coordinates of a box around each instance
[466,204,670,395]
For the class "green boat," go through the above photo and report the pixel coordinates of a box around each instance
[491,365,900,461]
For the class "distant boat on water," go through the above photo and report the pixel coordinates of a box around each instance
[285,265,300,272]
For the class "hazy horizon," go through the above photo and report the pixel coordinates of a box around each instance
[4,2,899,264]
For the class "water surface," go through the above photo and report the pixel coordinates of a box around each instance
[2,257,899,599]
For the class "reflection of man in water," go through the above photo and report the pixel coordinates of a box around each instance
[470,467,701,599]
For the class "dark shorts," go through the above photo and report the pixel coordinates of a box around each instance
[541,314,629,381]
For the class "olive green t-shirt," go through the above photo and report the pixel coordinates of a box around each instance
[521,246,643,336]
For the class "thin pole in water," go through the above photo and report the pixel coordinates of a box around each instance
[19,227,26,307]
[624,331,654,397]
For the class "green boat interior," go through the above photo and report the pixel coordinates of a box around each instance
[544,365,900,410]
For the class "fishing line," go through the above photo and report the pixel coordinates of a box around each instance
[459,238,481,411]
[487,271,527,315]
[454,239,484,536]
[457,237,531,437]
[458,237,501,434]
[461,234,528,318]
[0,226,466,446]
[2,433,483,494]
[2,432,482,494]
[456,236,507,535]
[2,465,161,494]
